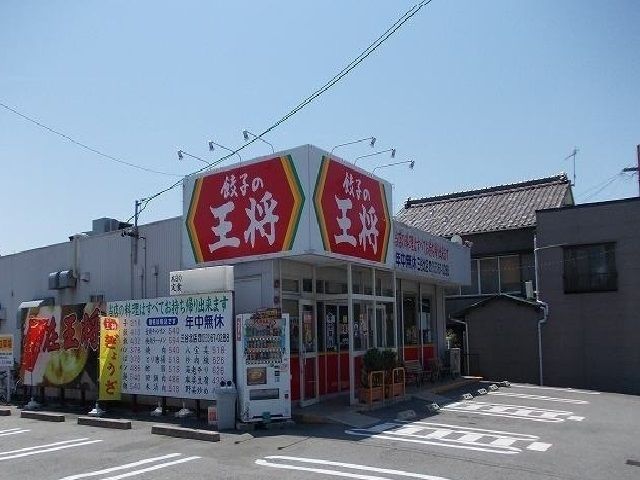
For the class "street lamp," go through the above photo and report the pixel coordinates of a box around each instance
[330,136,376,155]
[242,129,275,153]
[177,148,208,165]
[354,148,396,165]
[208,139,242,163]
[372,159,414,175]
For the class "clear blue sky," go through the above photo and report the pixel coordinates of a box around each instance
[1,1,639,254]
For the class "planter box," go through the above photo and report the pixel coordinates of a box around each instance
[385,382,405,399]
[360,386,384,404]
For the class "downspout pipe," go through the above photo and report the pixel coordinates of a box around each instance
[537,301,548,386]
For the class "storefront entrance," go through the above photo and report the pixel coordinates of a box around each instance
[318,303,350,397]
[299,300,319,406]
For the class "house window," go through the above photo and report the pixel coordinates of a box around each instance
[479,258,499,294]
[452,254,524,297]
[460,260,479,295]
[499,255,521,293]
[564,243,617,293]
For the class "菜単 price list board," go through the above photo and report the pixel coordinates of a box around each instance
[107,293,233,400]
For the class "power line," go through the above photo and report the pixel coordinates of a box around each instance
[126,0,434,223]
[0,101,183,177]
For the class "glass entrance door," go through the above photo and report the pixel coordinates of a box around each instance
[299,301,319,406]
[323,303,349,395]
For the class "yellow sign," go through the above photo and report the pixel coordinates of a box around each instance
[0,334,14,368]
[98,317,121,401]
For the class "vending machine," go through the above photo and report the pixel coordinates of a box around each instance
[235,310,291,423]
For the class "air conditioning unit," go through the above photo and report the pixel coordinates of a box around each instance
[48,270,77,290]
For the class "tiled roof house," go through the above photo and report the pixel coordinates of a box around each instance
[396,174,574,238]
[396,173,574,320]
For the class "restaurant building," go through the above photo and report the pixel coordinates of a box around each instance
[0,145,470,406]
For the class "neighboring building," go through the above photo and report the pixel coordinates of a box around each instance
[536,197,640,394]
[0,145,470,407]
[455,294,543,384]
[396,173,573,376]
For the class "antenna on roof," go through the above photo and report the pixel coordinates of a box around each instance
[564,147,578,187]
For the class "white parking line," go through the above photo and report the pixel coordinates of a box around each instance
[256,456,453,480]
[0,427,30,437]
[0,439,102,461]
[345,421,552,455]
[57,453,200,480]
[442,401,585,423]
[488,392,589,405]
[509,384,600,395]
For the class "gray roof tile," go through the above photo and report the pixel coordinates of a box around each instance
[396,174,573,237]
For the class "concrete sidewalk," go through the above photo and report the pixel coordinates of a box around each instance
[293,376,481,427]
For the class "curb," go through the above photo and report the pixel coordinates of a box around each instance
[78,417,132,430]
[429,377,482,395]
[151,424,220,442]
[21,411,65,422]
[0,408,11,416]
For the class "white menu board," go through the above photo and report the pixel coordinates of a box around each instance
[106,293,233,400]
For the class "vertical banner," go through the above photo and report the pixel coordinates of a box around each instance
[99,316,121,401]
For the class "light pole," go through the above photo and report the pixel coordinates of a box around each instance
[208,139,242,163]
[330,136,376,155]
[354,148,396,165]
[243,129,275,153]
[372,159,414,175]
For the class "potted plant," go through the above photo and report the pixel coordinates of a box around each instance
[359,348,385,405]
[381,350,404,399]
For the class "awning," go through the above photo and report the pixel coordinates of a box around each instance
[18,298,54,310]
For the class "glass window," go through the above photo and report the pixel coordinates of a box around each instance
[499,255,521,293]
[385,302,395,348]
[375,306,384,348]
[421,297,432,344]
[324,304,338,352]
[353,301,371,351]
[353,267,373,295]
[376,269,394,297]
[403,295,419,345]
[315,280,325,294]
[302,278,313,293]
[461,260,479,295]
[282,278,299,293]
[564,243,617,293]
[282,299,299,353]
[316,302,325,352]
[479,258,499,294]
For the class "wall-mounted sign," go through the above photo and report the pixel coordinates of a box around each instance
[314,156,391,264]
[107,293,233,400]
[185,155,305,264]
[393,220,471,285]
[183,146,394,268]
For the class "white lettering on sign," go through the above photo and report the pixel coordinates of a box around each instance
[209,202,240,252]
[358,204,379,254]
[244,191,279,247]
[334,196,357,246]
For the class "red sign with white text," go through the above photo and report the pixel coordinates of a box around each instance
[314,156,391,264]
[186,156,305,263]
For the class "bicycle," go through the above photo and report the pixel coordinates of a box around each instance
[0,370,21,405]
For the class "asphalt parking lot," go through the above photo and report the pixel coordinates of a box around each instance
[1,382,639,480]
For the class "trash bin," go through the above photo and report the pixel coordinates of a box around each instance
[214,384,238,430]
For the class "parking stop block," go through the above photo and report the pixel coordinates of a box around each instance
[78,416,132,429]
[151,424,220,442]
[21,411,65,422]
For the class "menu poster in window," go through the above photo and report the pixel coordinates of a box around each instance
[106,293,233,400]
[325,312,336,351]
[340,315,349,348]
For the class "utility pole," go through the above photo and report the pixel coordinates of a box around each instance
[622,144,640,197]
